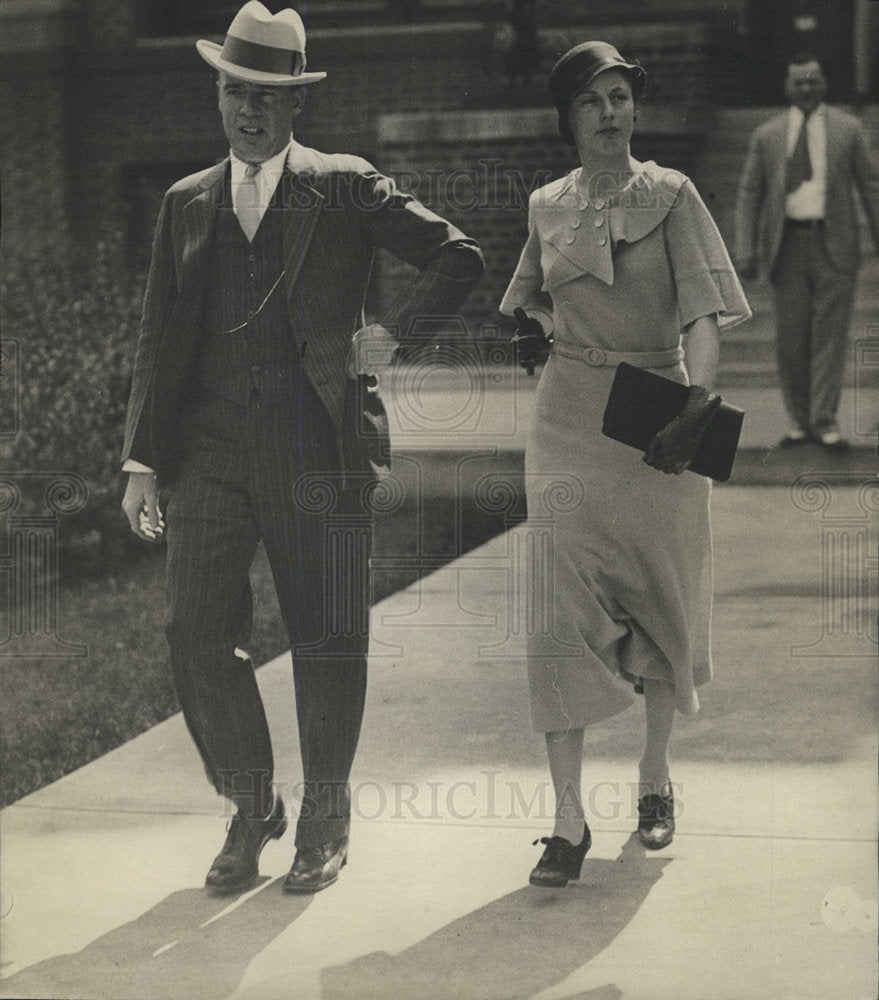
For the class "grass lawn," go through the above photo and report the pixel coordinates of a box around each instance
[0,547,287,807]
[0,493,513,806]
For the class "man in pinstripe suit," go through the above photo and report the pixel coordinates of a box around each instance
[121,3,483,895]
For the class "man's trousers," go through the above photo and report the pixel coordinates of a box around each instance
[164,384,371,848]
[772,222,857,436]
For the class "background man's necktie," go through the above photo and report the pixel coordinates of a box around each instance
[236,163,263,242]
[786,113,813,193]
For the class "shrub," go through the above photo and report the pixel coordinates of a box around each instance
[1,231,148,574]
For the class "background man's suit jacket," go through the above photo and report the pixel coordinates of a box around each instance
[122,147,483,484]
[735,105,879,278]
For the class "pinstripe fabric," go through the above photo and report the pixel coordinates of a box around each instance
[123,147,482,848]
[165,200,368,844]
[165,387,369,841]
[123,154,484,483]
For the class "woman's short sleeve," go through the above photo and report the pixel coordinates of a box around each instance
[499,197,554,332]
[665,181,752,330]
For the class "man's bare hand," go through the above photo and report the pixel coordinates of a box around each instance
[348,323,398,379]
[122,471,164,540]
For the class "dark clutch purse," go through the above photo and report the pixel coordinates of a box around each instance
[602,362,745,482]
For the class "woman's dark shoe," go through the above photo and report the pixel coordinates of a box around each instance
[529,824,591,888]
[205,793,287,894]
[637,787,675,850]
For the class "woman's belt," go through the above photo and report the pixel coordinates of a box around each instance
[551,341,684,369]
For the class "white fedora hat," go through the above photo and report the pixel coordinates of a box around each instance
[196,1,326,86]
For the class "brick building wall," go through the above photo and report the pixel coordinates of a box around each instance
[373,107,710,332]
[0,2,77,256]
[1,0,743,259]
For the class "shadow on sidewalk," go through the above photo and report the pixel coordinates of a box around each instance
[0,878,310,1000]
[318,835,667,1000]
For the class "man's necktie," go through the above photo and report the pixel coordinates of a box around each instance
[786,112,812,193]
[236,162,263,242]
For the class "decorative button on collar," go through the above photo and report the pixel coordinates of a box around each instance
[571,217,581,229]
[564,233,575,244]
[595,217,605,227]
[598,236,607,246]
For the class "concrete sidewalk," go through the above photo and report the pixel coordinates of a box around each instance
[1,486,877,1000]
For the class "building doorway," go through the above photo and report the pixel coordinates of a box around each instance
[747,0,855,103]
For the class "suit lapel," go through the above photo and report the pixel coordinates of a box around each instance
[281,169,325,306]
[823,109,841,182]
[771,116,790,193]
[176,161,227,291]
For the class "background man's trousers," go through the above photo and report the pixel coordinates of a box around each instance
[772,222,857,436]
[164,380,371,849]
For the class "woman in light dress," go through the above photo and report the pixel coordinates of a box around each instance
[501,41,750,887]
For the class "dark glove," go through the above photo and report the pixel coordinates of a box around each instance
[643,384,722,475]
[512,307,551,375]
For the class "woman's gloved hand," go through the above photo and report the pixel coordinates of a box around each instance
[512,307,552,375]
[643,385,722,475]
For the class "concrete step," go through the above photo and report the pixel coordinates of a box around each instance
[380,368,878,489]
[716,321,879,383]
[716,364,869,389]
[723,305,879,332]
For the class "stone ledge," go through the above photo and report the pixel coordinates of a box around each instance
[0,0,73,55]
[378,103,710,144]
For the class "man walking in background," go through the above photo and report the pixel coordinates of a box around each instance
[735,52,879,450]
[121,2,482,895]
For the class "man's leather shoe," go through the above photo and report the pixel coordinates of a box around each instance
[283,836,348,894]
[205,794,287,894]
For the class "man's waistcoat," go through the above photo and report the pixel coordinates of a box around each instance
[197,177,302,407]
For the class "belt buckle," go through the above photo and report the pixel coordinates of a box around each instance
[585,347,606,366]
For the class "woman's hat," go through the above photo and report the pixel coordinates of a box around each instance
[196,1,326,86]
[548,40,645,105]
